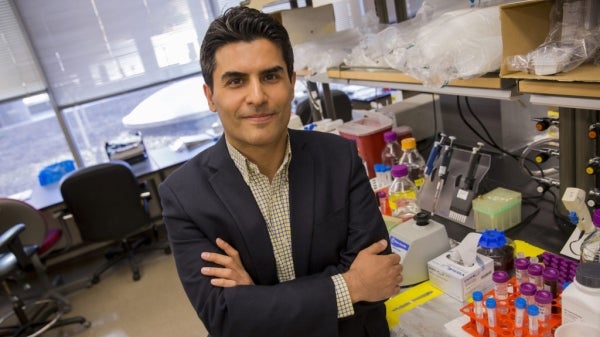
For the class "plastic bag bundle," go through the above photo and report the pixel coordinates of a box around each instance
[402,6,503,87]
[344,3,505,88]
[504,0,600,76]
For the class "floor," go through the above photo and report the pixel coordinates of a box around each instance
[1,238,209,337]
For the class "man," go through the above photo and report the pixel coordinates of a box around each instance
[159,6,403,337]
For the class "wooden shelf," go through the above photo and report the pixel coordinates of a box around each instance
[299,66,600,109]
[325,67,515,90]
[519,80,600,99]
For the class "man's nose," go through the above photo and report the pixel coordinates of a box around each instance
[246,78,267,105]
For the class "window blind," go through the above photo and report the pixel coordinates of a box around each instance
[14,0,215,107]
[0,0,45,101]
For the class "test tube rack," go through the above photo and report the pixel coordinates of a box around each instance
[459,277,562,337]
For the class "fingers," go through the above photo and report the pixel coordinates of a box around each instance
[215,238,240,260]
[200,238,254,287]
[201,251,233,267]
[201,266,239,287]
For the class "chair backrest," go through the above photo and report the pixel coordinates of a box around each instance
[59,160,148,243]
[0,198,47,250]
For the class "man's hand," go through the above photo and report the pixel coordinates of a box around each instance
[200,238,254,287]
[342,239,403,303]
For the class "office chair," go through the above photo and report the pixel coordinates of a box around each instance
[0,198,66,259]
[0,223,89,336]
[59,160,171,286]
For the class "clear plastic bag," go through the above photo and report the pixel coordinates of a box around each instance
[504,0,600,76]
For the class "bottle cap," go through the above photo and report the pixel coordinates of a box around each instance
[514,257,530,270]
[515,297,526,309]
[485,297,496,309]
[383,131,398,143]
[593,208,600,227]
[401,137,416,150]
[528,263,543,276]
[575,263,600,288]
[478,229,507,249]
[534,290,553,304]
[520,282,537,296]
[391,164,408,178]
[542,266,559,281]
[527,304,539,316]
[472,290,483,301]
[493,270,509,283]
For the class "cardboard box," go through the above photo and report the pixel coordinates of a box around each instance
[499,0,600,83]
[427,252,494,302]
[269,5,335,45]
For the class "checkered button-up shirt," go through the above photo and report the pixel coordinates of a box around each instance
[227,137,354,318]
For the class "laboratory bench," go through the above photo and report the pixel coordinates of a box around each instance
[313,65,592,336]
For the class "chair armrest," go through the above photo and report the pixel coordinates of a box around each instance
[0,223,26,249]
[0,223,31,268]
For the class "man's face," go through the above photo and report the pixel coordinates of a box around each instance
[203,38,295,151]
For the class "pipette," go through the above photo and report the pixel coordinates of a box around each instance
[424,133,447,179]
[431,136,455,213]
[449,142,484,224]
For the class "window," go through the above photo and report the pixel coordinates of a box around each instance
[1,0,366,197]
[0,0,237,197]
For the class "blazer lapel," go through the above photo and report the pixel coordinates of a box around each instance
[288,131,315,277]
[207,138,278,285]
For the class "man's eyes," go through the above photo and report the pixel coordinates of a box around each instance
[224,77,243,87]
[224,73,281,87]
[264,73,281,82]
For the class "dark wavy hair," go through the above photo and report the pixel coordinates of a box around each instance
[200,6,294,90]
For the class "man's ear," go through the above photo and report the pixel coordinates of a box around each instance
[203,83,216,112]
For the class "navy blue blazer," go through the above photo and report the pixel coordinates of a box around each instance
[159,128,390,337]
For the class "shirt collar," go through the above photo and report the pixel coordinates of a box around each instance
[226,134,292,182]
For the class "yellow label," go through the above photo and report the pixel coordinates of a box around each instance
[388,190,417,210]
[414,177,424,187]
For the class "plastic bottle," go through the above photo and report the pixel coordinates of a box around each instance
[514,254,530,286]
[580,208,600,264]
[527,304,539,336]
[534,289,553,324]
[520,282,537,305]
[387,164,419,221]
[514,297,526,334]
[528,262,544,289]
[493,270,509,300]
[472,290,485,336]
[381,131,403,167]
[398,137,425,188]
[485,297,498,337]
[477,229,515,274]
[561,263,600,328]
[542,266,559,298]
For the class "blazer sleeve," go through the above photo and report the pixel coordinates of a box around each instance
[298,133,391,318]
[159,175,340,337]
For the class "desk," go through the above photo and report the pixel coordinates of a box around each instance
[28,143,214,211]
[391,293,463,337]
[28,154,162,211]
[25,142,216,264]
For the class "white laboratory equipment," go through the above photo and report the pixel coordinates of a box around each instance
[389,211,450,286]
